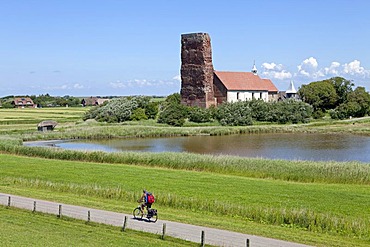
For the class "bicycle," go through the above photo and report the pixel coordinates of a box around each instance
[133,205,158,222]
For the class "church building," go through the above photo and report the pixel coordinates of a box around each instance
[180,32,279,108]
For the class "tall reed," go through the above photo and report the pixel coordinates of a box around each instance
[0,141,369,185]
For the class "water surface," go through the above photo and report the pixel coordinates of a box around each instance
[25,133,370,163]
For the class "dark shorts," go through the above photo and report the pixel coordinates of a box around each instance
[145,203,152,208]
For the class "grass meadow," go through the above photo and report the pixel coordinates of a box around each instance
[0,153,369,246]
[0,205,201,247]
[1,107,370,246]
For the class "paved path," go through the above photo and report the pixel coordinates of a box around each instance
[0,193,311,247]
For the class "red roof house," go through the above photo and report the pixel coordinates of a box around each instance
[213,71,279,104]
[12,97,36,108]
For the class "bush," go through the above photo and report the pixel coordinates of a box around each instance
[330,102,362,120]
[247,99,270,121]
[214,100,312,125]
[145,102,159,119]
[157,103,187,126]
[130,108,148,121]
[83,96,152,123]
[215,101,253,126]
[188,107,213,123]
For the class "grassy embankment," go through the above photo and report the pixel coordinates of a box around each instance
[0,107,370,246]
[1,152,369,247]
[0,206,202,247]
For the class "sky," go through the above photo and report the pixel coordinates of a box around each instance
[1,0,370,97]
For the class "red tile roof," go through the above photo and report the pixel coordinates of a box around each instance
[13,97,35,106]
[214,71,278,92]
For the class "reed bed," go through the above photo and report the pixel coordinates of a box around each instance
[3,176,369,238]
[18,124,310,141]
[0,139,369,185]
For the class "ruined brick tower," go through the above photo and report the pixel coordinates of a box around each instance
[180,33,216,108]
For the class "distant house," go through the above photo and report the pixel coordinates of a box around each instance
[279,81,299,101]
[213,69,279,104]
[81,97,110,107]
[12,97,36,108]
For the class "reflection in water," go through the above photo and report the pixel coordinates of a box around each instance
[25,133,370,162]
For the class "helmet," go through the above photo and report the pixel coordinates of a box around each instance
[143,189,147,193]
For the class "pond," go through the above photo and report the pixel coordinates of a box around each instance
[24,133,370,163]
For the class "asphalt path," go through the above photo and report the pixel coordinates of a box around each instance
[0,193,312,247]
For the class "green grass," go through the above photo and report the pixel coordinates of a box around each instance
[1,143,369,185]
[0,154,369,246]
[0,107,88,134]
[0,205,203,247]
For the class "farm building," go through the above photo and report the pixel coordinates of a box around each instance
[81,97,109,106]
[37,120,58,131]
[180,33,279,108]
[12,97,36,108]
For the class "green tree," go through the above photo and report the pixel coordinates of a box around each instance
[145,102,159,119]
[164,93,181,105]
[326,77,354,104]
[130,108,148,121]
[298,80,338,113]
[157,103,187,126]
[346,86,370,116]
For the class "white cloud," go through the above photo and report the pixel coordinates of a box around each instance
[342,60,369,76]
[261,58,370,91]
[73,83,84,89]
[262,63,283,71]
[261,62,292,80]
[110,80,126,89]
[172,75,181,81]
[297,57,320,77]
[110,78,176,89]
[323,62,341,75]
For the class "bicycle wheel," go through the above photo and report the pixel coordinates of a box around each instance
[133,207,143,220]
[150,213,158,223]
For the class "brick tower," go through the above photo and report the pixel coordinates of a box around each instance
[180,33,216,108]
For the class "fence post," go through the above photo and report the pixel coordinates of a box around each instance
[200,230,205,247]
[246,238,250,247]
[161,223,167,240]
[58,204,62,218]
[7,196,11,207]
[121,216,128,232]
[87,210,91,222]
[33,201,36,212]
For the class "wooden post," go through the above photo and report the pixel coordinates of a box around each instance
[246,238,250,247]
[161,223,166,240]
[87,210,91,222]
[121,216,128,232]
[33,201,36,212]
[7,196,11,207]
[200,230,205,247]
[58,204,62,218]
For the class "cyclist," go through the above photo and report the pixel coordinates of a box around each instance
[137,189,154,215]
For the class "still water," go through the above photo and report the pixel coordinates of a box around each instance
[25,133,370,163]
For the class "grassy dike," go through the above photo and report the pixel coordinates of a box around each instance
[0,206,202,247]
[0,151,369,247]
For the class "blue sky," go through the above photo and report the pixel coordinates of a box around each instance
[1,0,370,97]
